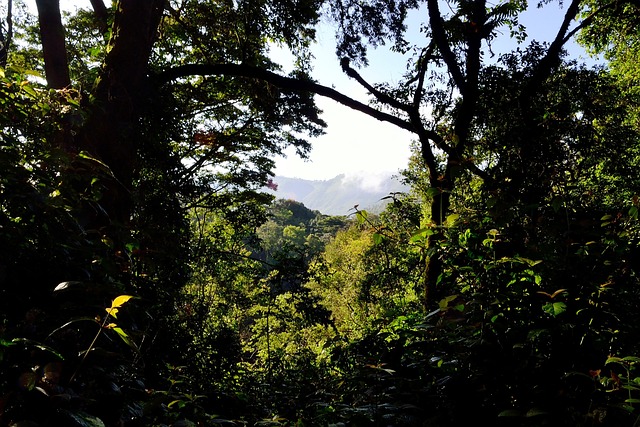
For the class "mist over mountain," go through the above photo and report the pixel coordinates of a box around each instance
[265,172,409,216]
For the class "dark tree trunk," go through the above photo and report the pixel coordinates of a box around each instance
[0,0,13,68]
[78,0,164,226]
[35,0,70,89]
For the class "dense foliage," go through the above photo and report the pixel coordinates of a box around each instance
[1,0,640,426]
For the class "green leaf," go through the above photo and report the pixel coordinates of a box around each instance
[605,356,625,365]
[445,213,460,227]
[438,295,458,310]
[514,257,543,267]
[59,409,106,427]
[77,151,112,172]
[168,399,187,409]
[410,228,433,243]
[112,327,139,351]
[355,210,368,225]
[425,187,441,197]
[525,408,548,417]
[21,84,37,98]
[498,409,522,417]
[542,302,567,317]
[1,338,16,348]
[12,338,64,360]
[372,233,384,245]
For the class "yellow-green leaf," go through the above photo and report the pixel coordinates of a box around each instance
[111,295,134,309]
[105,307,119,318]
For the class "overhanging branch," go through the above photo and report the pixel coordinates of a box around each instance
[155,63,416,134]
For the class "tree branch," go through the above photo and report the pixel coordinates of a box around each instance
[155,63,491,182]
[340,58,412,112]
[89,0,109,34]
[526,0,582,94]
[427,0,466,93]
[155,63,416,134]
[561,0,625,44]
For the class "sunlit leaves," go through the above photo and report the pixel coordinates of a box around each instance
[105,295,134,319]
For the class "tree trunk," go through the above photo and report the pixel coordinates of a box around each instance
[79,0,165,226]
[35,0,70,89]
[422,160,454,308]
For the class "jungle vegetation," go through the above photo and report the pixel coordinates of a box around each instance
[1,0,639,425]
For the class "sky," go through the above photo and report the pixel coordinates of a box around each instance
[271,3,601,181]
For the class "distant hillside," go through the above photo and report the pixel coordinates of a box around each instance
[265,173,409,216]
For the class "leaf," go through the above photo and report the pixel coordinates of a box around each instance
[444,213,460,227]
[514,257,543,267]
[12,338,64,360]
[77,151,113,173]
[168,399,186,409]
[498,409,522,417]
[372,233,383,245]
[21,84,37,98]
[410,228,434,243]
[111,295,134,308]
[605,356,624,365]
[1,338,16,348]
[54,281,84,292]
[355,210,368,225]
[113,327,139,351]
[106,295,134,319]
[59,409,106,427]
[542,302,567,317]
[438,295,458,310]
[425,187,441,197]
[525,408,548,417]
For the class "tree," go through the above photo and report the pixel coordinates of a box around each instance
[0,0,328,323]
[578,0,640,121]
[1,1,325,424]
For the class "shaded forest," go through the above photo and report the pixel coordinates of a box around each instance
[1,0,639,425]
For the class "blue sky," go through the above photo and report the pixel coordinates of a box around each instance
[273,2,602,181]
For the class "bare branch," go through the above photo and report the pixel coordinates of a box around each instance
[340,58,412,112]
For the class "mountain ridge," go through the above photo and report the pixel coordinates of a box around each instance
[266,173,409,216]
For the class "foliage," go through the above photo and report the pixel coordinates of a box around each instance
[2,1,640,426]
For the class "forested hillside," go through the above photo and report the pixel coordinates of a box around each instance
[1,0,640,426]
